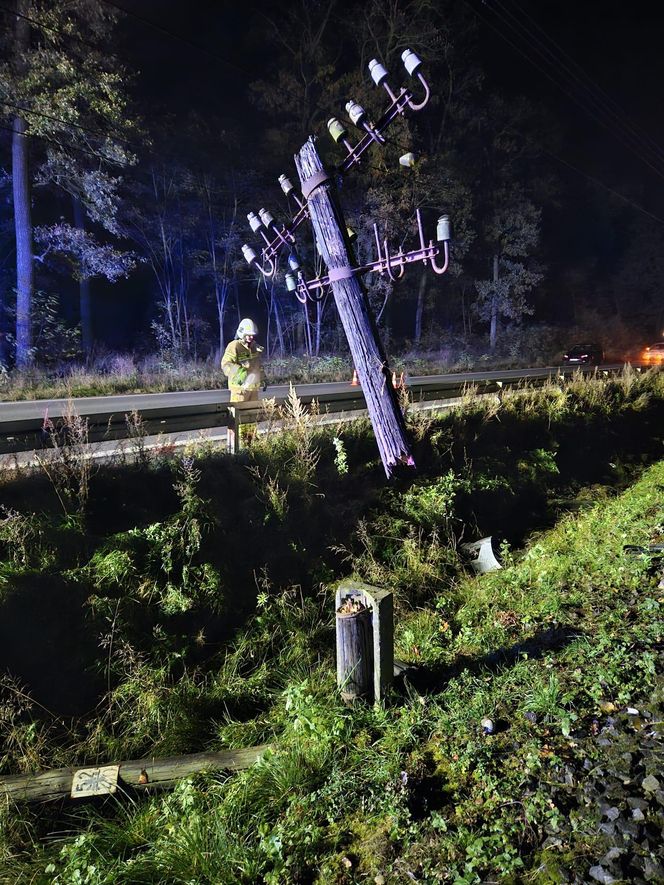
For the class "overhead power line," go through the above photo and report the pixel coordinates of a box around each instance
[0,3,119,57]
[470,0,664,185]
[0,4,144,152]
[0,2,247,182]
[0,122,247,207]
[490,0,664,173]
[0,120,133,170]
[507,0,664,166]
[6,108,661,232]
[0,99,139,152]
[546,151,664,226]
[4,0,661,231]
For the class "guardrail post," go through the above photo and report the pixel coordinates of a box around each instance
[227,406,239,454]
[227,403,261,453]
[335,580,393,704]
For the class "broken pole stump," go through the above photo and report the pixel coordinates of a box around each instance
[336,580,394,704]
[294,137,414,478]
[336,599,374,702]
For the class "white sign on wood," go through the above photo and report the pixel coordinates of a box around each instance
[70,765,119,798]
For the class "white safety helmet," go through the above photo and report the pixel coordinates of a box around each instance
[236,318,258,340]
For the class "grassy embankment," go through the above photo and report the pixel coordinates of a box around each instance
[0,368,662,883]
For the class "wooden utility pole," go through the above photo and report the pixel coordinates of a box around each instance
[243,50,450,478]
[295,138,413,476]
[0,744,269,803]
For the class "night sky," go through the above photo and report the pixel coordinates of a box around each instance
[477,0,664,201]
[117,0,664,251]
[119,0,664,200]
[473,0,664,306]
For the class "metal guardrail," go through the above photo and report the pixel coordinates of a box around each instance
[0,364,649,455]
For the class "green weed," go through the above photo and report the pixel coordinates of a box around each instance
[1,372,663,884]
[0,507,50,569]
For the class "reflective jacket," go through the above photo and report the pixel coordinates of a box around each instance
[221,339,262,393]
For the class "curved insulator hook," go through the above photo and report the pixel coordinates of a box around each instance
[374,223,387,274]
[307,284,327,303]
[294,278,309,304]
[430,240,450,275]
[406,72,431,112]
[256,256,277,277]
[383,239,406,282]
[242,243,276,278]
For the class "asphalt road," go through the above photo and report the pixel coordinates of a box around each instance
[0,363,632,423]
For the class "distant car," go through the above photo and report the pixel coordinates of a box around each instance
[562,343,604,365]
[642,342,664,363]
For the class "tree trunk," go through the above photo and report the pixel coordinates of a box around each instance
[414,270,427,344]
[0,262,7,367]
[215,281,228,359]
[12,1,33,368]
[489,253,499,351]
[207,217,224,357]
[272,291,285,357]
[233,280,241,324]
[295,137,413,477]
[314,296,326,356]
[302,301,312,356]
[72,197,93,358]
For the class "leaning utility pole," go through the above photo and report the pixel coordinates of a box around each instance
[294,139,412,472]
[243,50,451,478]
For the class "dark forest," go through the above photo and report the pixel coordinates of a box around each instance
[1,0,662,378]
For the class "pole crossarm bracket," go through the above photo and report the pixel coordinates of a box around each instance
[289,209,450,303]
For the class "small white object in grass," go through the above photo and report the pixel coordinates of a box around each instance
[481,717,495,735]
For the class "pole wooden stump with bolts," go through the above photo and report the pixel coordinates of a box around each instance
[335,580,394,704]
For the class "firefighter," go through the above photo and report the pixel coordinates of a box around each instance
[221,318,264,403]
